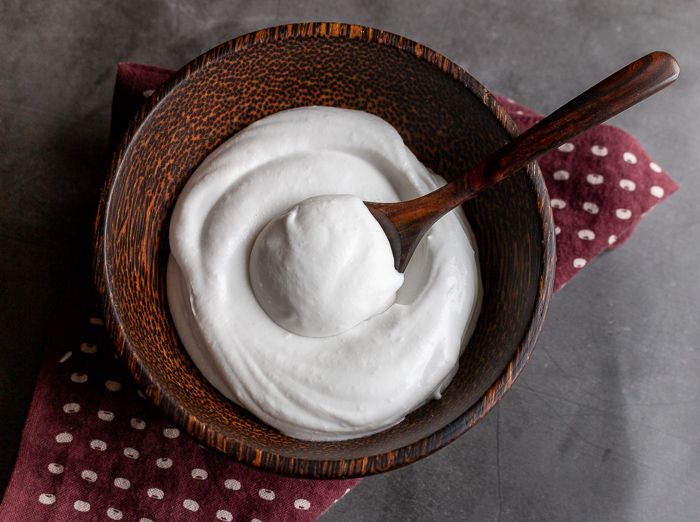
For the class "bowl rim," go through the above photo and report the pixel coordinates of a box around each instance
[94,22,556,479]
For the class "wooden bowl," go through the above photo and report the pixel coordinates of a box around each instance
[94,23,555,478]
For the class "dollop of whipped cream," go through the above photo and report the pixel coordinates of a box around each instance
[250,194,404,337]
[167,106,481,441]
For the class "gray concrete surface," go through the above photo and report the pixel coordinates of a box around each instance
[2,1,699,520]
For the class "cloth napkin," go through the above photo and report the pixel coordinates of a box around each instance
[0,63,678,522]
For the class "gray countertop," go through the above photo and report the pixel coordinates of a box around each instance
[2,1,698,520]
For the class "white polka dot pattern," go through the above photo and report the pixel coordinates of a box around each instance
[80,342,97,354]
[216,510,234,521]
[90,439,107,451]
[191,468,208,480]
[63,403,80,413]
[147,488,164,500]
[123,447,140,459]
[586,173,604,185]
[582,202,599,214]
[73,500,90,512]
[39,494,56,505]
[163,428,180,439]
[48,463,64,474]
[114,477,130,489]
[7,86,676,522]
[105,380,121,391]
[70,373,88,383]
[80,470,97,482]
[294,498,312,510]
[558,142,575,152]
[55,432,73,444]
[183,499,199,511]
[98,410,115,421]
[650,186,665,198]
[156,457,173,469]
[506,94,679,292]
[591,145,608,156]
[224,478,241,490]
[259,488,276,500]
[619,179,636,191]
[615,209,632,220]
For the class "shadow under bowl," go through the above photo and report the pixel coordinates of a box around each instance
[94,22,555,479]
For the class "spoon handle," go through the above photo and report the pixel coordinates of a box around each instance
[367,52,679,273]
[458,51,680,200]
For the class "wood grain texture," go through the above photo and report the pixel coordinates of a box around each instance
[93,22,556,478]
[367,51,679,273]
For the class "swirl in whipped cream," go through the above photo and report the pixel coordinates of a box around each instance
[167,107,481,441]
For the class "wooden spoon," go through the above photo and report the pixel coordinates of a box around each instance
[366,51,680,272]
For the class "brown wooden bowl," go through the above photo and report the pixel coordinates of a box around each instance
[94,22,555,479]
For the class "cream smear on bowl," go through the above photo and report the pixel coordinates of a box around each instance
[166,106,482,441]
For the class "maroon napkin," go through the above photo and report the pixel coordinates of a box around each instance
[496,95,678,291]
[0,63,678,522]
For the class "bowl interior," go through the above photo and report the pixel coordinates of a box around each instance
[96,23,554,478]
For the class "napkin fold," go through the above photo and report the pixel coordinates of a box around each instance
[0,63,678,522]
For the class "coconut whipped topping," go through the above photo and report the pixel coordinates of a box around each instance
[250,194,404,337]
[167,106,481,441]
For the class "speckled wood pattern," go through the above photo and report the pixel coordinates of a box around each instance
[0,37,678,521]
[94,23,555,478]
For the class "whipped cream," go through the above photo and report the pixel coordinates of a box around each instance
[167,106,481,441]
[250,194,404,337]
